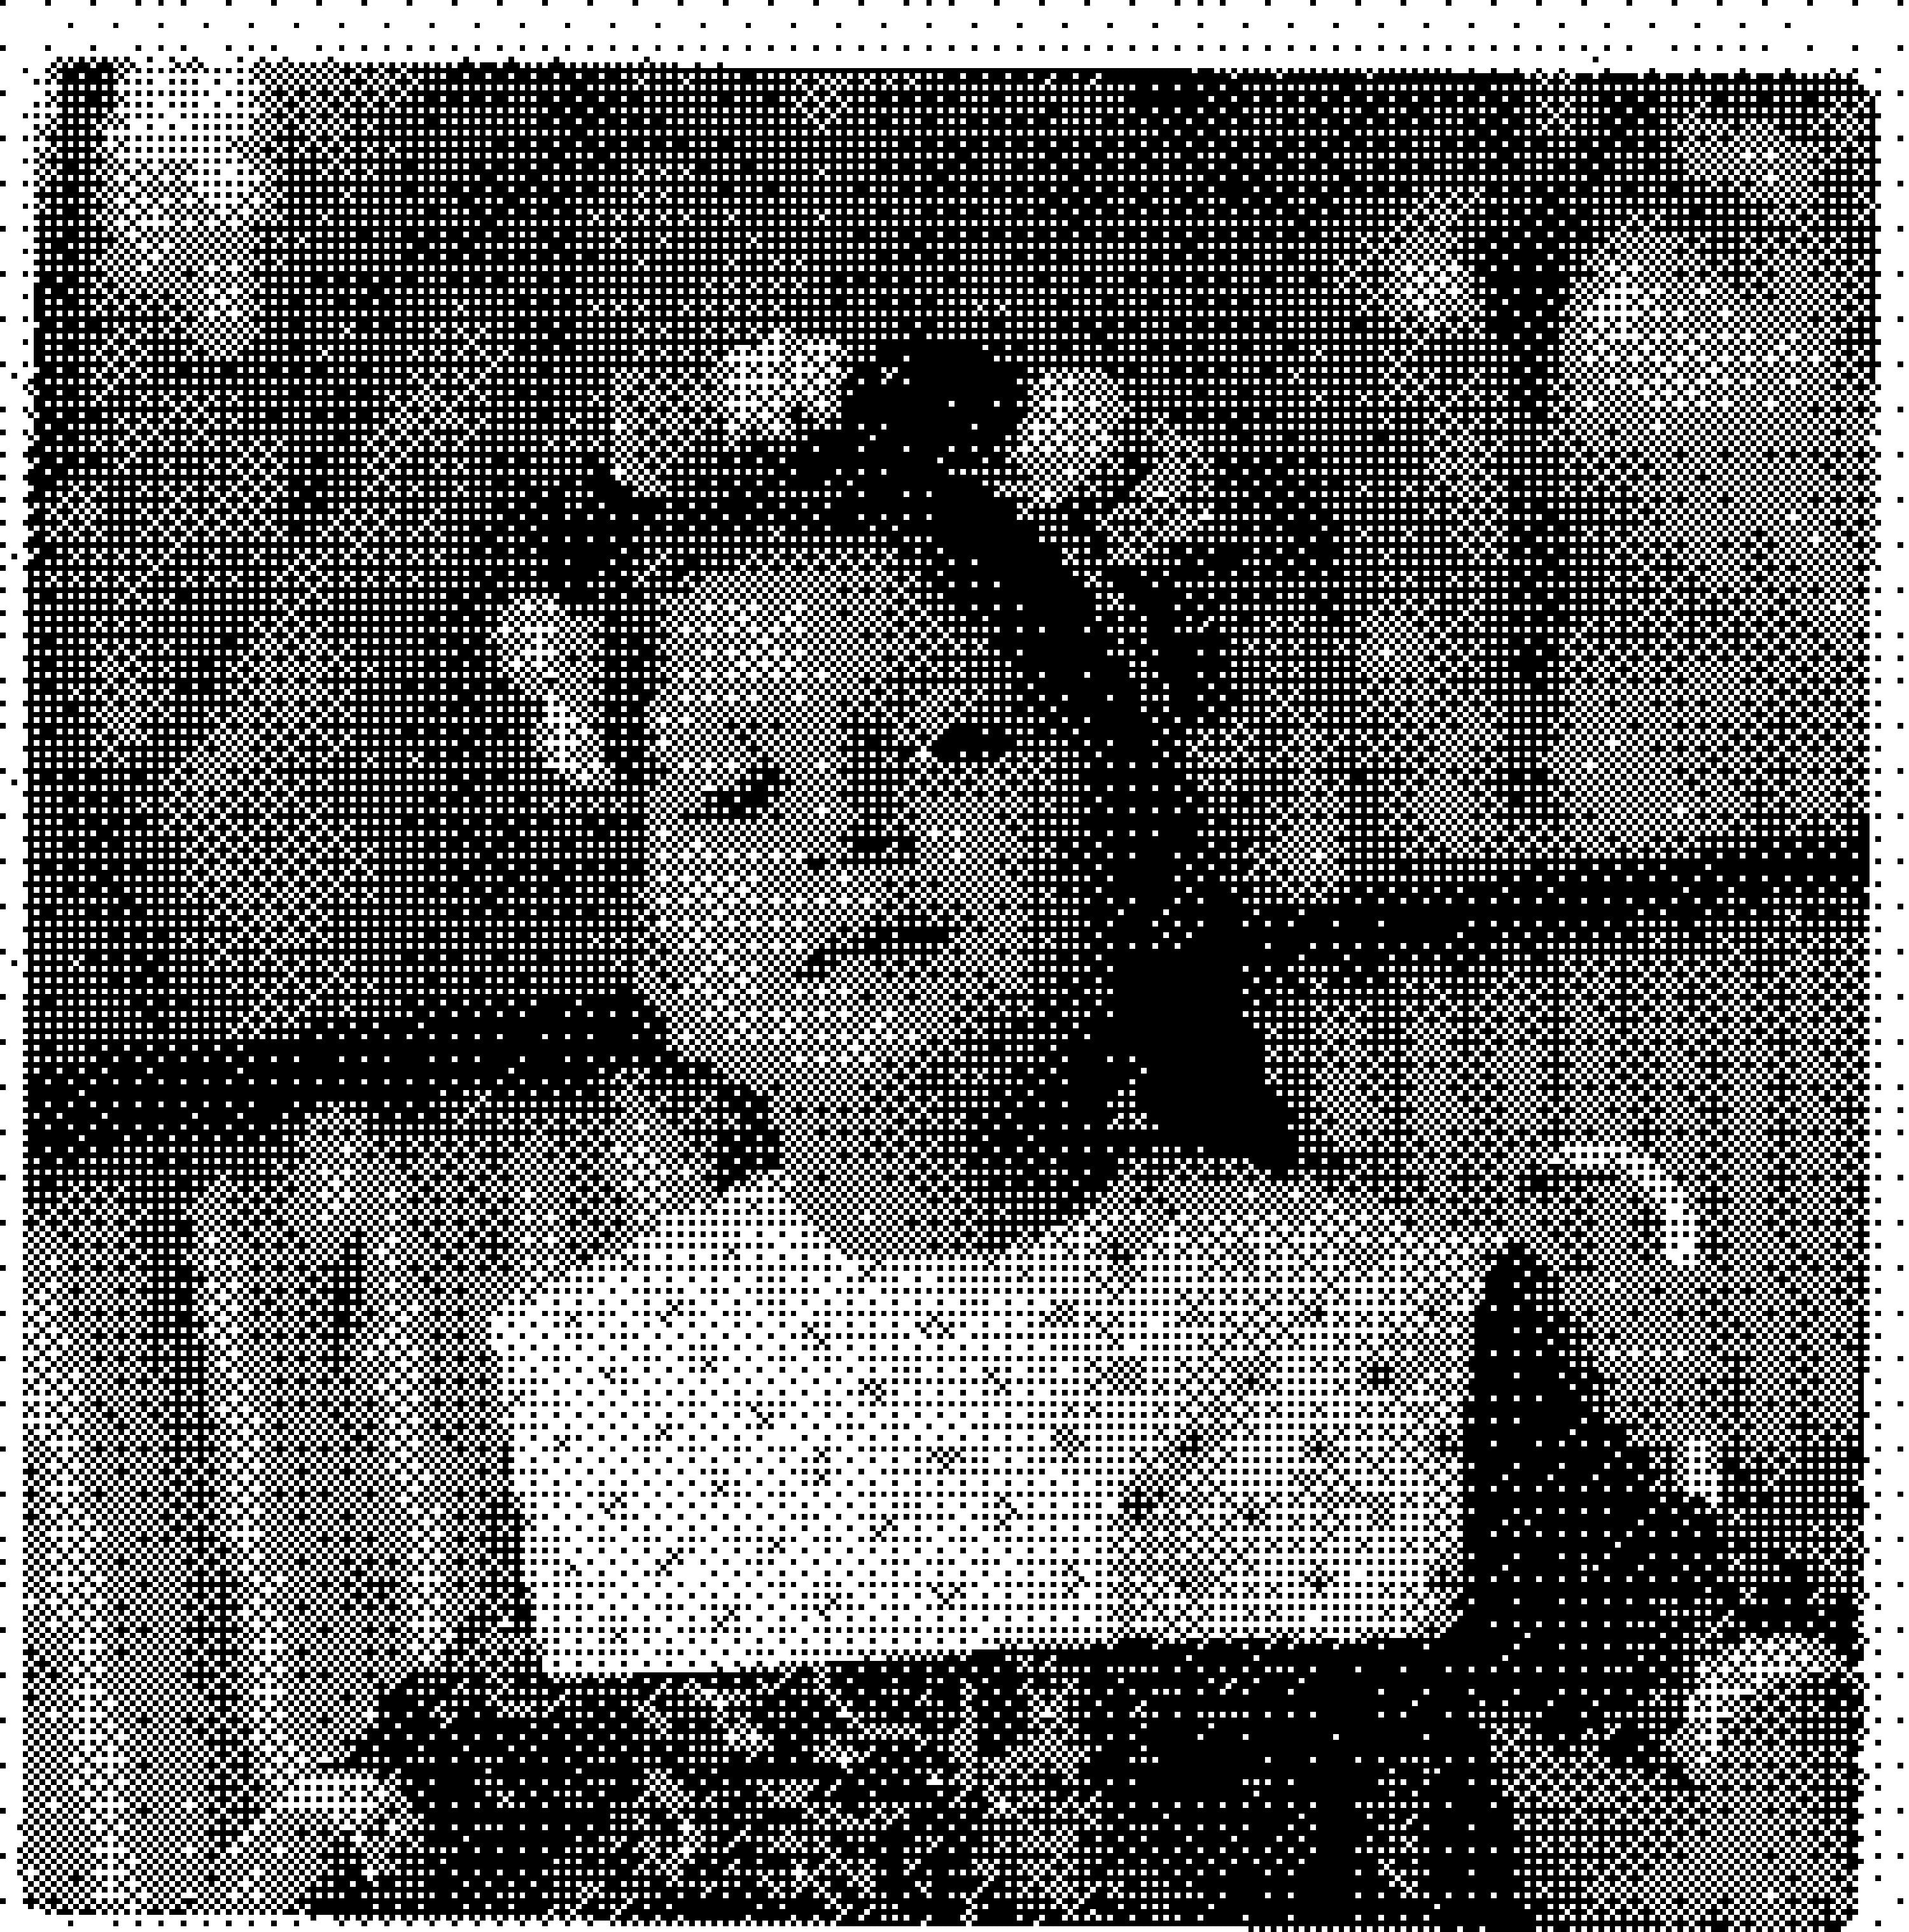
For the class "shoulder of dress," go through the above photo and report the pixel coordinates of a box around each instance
[487,1173,787,1372]
[487,1249,631,1369]
[1155,1164,1488,1329]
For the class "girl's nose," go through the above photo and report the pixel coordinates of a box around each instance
[809,728,919,870]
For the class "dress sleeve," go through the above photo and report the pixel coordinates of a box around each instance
[1452,1242,1733,1751]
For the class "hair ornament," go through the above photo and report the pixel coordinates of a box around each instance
[508,336,1221,794]
[999,367,1131,510]
[715,333,851,449]
[605,333,1219,577]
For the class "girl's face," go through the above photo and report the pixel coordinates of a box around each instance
[638,543,1131,1100]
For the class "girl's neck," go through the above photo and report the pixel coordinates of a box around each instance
[769,1037,1147,1263]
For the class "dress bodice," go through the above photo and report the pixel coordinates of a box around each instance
[312,1186,1729,1925]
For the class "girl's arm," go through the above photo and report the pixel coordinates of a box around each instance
[1458,1240,1856,1927]
[1457,1239,1735,1751]
[201,1075,727,1915]
[205,1596,543,1917]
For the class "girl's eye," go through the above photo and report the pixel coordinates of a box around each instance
[687,760,784,824]
[923,719,1014,770]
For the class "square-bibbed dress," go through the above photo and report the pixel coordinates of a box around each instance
[309,1155,1726,1926]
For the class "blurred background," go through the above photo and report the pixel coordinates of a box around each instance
[28,66,1871,1910]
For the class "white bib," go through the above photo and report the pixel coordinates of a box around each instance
[491,1161,1479,1676]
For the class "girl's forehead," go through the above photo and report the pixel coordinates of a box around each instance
[654,543,1016,718]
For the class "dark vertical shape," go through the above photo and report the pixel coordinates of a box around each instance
[31,61,116,507]
[1458,1242,1731,1748]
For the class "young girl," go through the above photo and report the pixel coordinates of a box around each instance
[239,340,1754,1925]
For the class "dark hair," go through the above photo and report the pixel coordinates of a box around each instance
[546,345,1161,759]
[521,340,1294,1176]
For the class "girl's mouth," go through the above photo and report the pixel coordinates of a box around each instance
[794,914,958,984]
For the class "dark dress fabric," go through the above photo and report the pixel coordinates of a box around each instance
[305,1245,1726,1926]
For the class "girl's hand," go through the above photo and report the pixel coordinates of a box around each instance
[1492,1642,1856,1929]
[204,1770,418,1914]
[207,1809,363,1913]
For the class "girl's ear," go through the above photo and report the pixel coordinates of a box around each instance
[493,594,619,792]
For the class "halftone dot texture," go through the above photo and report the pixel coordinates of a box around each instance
[29,66,1866,1926]
[496,1164,1473,1675]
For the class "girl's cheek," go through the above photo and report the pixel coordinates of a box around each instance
[916,766,1049,893]
[917,780,1114,979]
[644,844,799,998]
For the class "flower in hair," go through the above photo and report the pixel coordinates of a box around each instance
[606,335,849,494]
[1001,367,1131,510]
[991,364,1217,573]
[716,333,850,447]
[607,334,1217,575]
[548,337,1222,794]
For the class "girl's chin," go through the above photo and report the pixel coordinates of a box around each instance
[722,1021,956,1100]
[669,972,1108,1103]
[728,1029,1117,1123]
[683,1001,1002,1100]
